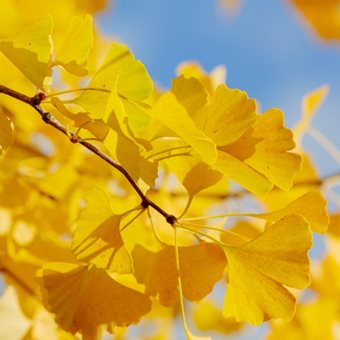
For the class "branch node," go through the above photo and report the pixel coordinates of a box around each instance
[141,199,149,208]
[166,215,177,226]
[30,93,44,106]
[42,112,52,123]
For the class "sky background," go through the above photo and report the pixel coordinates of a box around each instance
[96,1,340,338]
[96,0,340,179]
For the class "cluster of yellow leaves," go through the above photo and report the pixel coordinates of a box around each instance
[0,3,335,339]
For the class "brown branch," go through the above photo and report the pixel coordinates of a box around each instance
[0,84,176,224]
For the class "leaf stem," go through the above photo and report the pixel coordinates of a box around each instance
[43,87,111,99]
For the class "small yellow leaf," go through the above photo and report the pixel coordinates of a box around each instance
[225,108,302,191]
[51,97,108,140]
[171,75,208,116]
[0,16,53,88]
[256,191,329,233]
[38,263,151,338]
[0,111,14,155]
[197,84,256,146]
[214,150,273,198]
[291,0,340,40]
[75,42,153,119]
[328,213,340,238]
[223,214,312,325]
[146,92,217,164]
[133,242,226,306]
[54,15,93,76]
[193,300,243,334]
[182,161,223,197]
[72,187,133,274]
[294,85,329,147]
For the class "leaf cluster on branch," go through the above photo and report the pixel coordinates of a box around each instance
[0,1,338,339]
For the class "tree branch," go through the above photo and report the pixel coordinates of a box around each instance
[0,84,176,224]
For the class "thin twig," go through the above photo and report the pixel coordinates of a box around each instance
[0,84,176,223]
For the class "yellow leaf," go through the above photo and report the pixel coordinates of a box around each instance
[75,42,153,119]
[164,156,222,198]
[291,0,340,40]
[133,242,226,306]
[176,62,226,94]
[72,187,134,274]
[38,263,151,338]
[294,85,329,147]
[146,92,217,164]
[193,300,243,334]
[0,16,53,88]
[255,191,329,233]
[224,108,302,191]
[182,161,223,197]
[171,75,208,117]
[328,213,340,238]
[51,97,109,140]
[197,84,256,146]
[0,111,14,155]
[54,15,93,76]
[214,150,273,198]
[223,214,312,325]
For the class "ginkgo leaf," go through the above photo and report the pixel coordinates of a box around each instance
[171,75,208,117]
[72,187,134,274]
[146,92,217,164]
[223,108,302,191]
[193,300,243,334]
[103,128,157,187]
[51,97,109,140]
[214,150,273,198]
[38,262,151,339]
[255,191,329,233]
[0,111,14,155]
[176,62,226,94]
[74,42,153,119]
[223,214,312,325]
[0,16,53,88]
[291,0,340,39]
[196,84,257,146]
[132,242,227,306]
[54,15,93,76]
[294,85,329,147]
[182,162,223,198]
[327,213,340,237]
[164,156,223,199]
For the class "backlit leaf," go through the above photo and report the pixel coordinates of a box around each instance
[133,242,227,306]
[72,187,133,274]
[294,85,329,147]
[196,84,256,146]
[255,191,329,233]
[54,15,93,76]
[223,214,312,325]
[75,42,153,119]
[0,16,53,88]
[146,92,217,164]
[38,262,151,338]
[224,108,302,191]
